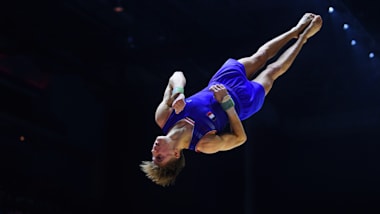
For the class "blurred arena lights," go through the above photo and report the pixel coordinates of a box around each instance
[328,6,334,13]
[328,4,378,63]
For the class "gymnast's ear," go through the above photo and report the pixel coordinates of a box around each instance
[174,149,181,159]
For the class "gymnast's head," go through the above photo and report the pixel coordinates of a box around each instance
[140,135,186,187]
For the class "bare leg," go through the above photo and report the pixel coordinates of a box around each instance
[252,15,323,95]
[238,13,316,79]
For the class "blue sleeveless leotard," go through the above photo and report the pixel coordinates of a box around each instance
[162,58,265,152]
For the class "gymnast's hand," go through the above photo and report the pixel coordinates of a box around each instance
[209,84,229,103]
[172,93,186,114]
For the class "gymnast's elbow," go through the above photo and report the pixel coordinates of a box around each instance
[236,135,247,147]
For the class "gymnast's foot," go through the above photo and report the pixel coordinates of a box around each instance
[300,15,323,42]
[293,13,315,38]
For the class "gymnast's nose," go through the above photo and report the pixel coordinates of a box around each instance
[151,141,159,152]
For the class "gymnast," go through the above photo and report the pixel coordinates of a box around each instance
[140,12,323,187]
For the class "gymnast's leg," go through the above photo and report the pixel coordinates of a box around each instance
[252,14,323,95]
[238,12,317,80]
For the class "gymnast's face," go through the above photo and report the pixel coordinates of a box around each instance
[151,136,178,166]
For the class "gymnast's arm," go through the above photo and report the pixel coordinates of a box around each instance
[197,106,247,154]
[197,84,247,154]
[155,71,186,128]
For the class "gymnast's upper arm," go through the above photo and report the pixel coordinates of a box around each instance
[198,132,246,154]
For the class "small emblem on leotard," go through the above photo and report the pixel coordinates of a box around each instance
[207,111,215,121]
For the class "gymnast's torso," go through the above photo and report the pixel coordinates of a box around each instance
[162,88,229,152]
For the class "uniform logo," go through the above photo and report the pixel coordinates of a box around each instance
[207,111,216,121]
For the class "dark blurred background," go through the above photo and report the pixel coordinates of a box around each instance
[0,0,379,213]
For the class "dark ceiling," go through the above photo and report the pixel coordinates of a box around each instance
[1,0,379,88]
[0,0,379,214]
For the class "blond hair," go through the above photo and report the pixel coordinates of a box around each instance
[140,150,185,187]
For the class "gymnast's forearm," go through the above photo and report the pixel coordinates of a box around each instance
[225,107,247,146]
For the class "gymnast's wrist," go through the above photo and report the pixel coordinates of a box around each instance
[172,86,184,96]
[220,94,235,111]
